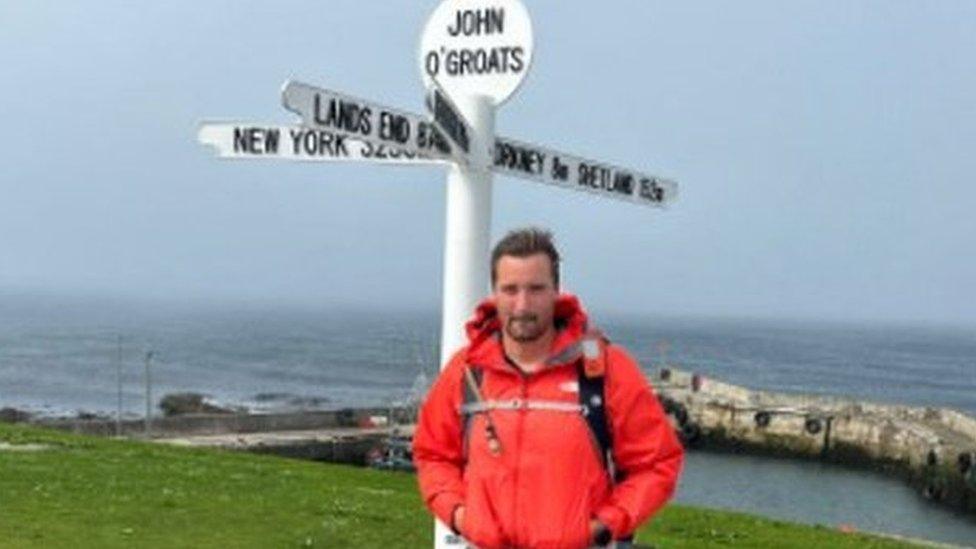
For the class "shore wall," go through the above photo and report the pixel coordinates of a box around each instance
[21,408,410,466]
[31,407,408,438]
[657,369,976,515]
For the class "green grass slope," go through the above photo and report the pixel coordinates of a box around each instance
[0,423,919,548]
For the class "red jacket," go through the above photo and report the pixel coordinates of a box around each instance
[413,294,684,548]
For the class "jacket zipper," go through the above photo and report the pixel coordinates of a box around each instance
[511,370,528,547]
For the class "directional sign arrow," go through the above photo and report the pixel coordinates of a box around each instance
[492,136,678,208]
[203,79,678,209]
[425,83,474,165]
[281,80,457,162]
[198,123,444,165]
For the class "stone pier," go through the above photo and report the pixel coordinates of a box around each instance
[654,368,976,515]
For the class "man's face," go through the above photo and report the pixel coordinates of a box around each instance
[493,253,558,343]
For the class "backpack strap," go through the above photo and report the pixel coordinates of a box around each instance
[578,331,613,470]
[579,331,634,544]
[462,366,484,409]
[459,330,613,466]
[460,365,484,461]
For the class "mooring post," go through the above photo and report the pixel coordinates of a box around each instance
[144,351,154,438]
[115,335,123,437]
[821,416,834,457]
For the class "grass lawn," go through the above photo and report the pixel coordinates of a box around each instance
[0,423,920,548]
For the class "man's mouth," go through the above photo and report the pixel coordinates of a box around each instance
[510,315,537,325]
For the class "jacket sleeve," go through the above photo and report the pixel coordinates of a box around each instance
[594,345,685,538]
[412,351,467,527]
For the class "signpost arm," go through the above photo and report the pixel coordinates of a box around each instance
[435,93,495,549]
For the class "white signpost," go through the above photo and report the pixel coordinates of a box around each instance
[493,136,679,207]
[281,81,457,161]
[419,0,534,105]
[196,2,678,547]
[199,123,445,164]
[427,83,475,161]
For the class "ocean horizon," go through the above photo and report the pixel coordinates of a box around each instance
[2,292,974,419]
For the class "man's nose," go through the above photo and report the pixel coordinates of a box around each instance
[513,289,531,311]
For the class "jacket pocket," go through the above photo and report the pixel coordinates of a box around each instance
[462,475,506,549]
[571,508,594,549]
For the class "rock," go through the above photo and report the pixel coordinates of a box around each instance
[76,411,110,421]
[159,393,234,416]
[0,407,31,423]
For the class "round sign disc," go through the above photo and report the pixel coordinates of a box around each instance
[419,0,533,105]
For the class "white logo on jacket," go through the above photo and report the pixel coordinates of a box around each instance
[559,381,579,394]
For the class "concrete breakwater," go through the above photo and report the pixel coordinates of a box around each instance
[656,368,976,516]
[21,407,412,466]
[31,406,405,438]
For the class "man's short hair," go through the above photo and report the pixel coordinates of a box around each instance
[490,227,561,288]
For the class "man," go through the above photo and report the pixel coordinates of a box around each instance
[413,228,684,549]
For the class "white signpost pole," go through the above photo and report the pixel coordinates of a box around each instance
[436,96,493,549]
[420,2,532,545]
[438,93,494,380]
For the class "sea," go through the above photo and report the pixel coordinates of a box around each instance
[2,294,975,545]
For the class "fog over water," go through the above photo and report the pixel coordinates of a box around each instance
[2,1,975,326]
[3,294,973,418]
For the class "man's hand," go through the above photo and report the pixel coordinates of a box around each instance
[590,518,612,546]
[451,505,465,534]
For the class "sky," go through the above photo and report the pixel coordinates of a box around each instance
[1,1,974,326]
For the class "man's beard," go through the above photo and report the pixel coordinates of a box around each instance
[505,313,546,343]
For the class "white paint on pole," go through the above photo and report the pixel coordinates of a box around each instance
[434,92,495,549]
[492,136,679,208]
[420,0,533,106]
[281,80,457,161]
[198,122,445,165]
[422,2,526,546]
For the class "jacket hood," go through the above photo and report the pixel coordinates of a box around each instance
[463,293,590,370]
